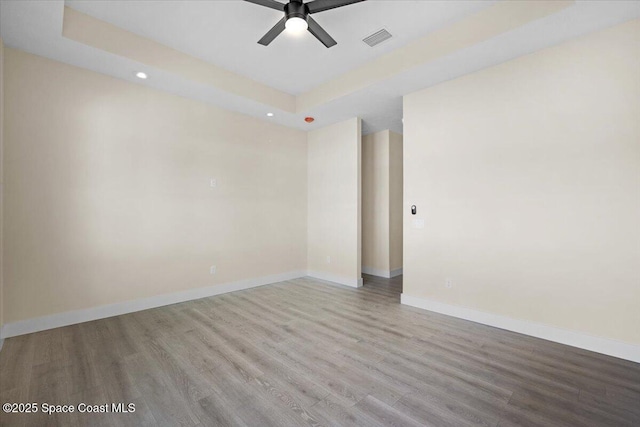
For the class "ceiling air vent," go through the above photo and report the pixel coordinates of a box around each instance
[362,28,392,47]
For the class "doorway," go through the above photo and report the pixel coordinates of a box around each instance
[361,129,403,292]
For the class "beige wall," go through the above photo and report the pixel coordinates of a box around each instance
[403,19,640,344]
[307,118,362,287]
[362,131,390,273]
[389,131,403,272]
[0,38,4,330]
[2,49,307,324]
[362,130,403,276]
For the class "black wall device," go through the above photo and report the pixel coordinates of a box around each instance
[411,205,417,215]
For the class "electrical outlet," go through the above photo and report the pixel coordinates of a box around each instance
[445,278,453,289]
[210,266,217,275]
[210,178,217,188]
[326,256,331,264]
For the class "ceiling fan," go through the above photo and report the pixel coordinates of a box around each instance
[244,0,367,48]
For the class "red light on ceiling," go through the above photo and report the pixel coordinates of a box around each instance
[305,117,315,123]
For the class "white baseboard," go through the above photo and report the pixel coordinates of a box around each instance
[306,271,363,288]
[0,270,306,339]
[401,294,640,363]
[362,266,403,278]
[362,266,391,278]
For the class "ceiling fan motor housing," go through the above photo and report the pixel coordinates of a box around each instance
[285,1,308,22]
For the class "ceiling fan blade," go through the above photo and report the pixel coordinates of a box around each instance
[307,16,337,48]
[258,17,287,46]
[306,0,366,14]
[243,0,285,11]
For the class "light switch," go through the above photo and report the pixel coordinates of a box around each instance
[210,178,217,188]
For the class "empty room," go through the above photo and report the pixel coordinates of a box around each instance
[0,0,639,426]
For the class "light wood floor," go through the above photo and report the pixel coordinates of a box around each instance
[1,275,639,427]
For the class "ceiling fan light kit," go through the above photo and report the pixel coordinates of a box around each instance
[284,1,308,34]
[285,17,308,34]
[245,0,367,48]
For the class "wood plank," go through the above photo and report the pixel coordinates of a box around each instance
[1,275,639,427]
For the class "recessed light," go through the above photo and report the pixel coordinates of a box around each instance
[135,72,148,79]
[267,113,274,117]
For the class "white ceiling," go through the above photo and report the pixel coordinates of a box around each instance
[1,1,639,135]
[64,0,494,95]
